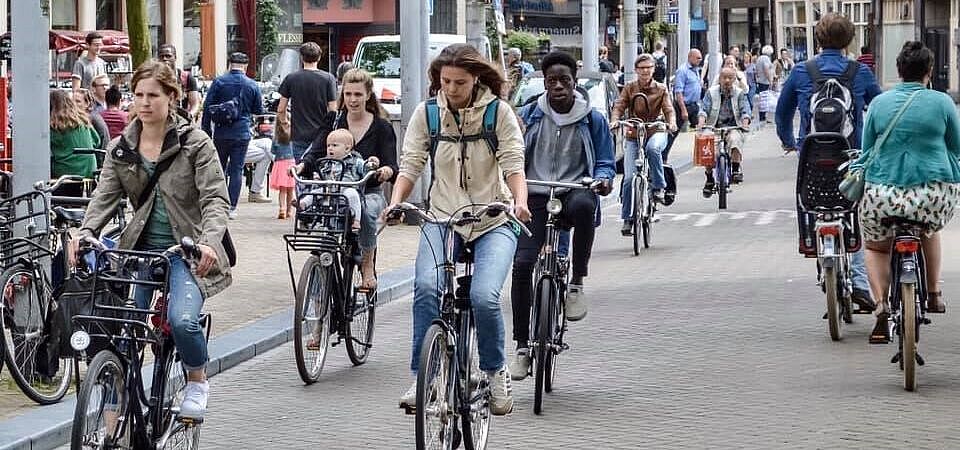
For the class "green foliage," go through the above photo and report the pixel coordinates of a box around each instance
[257,0,284,78]
[642,21,677,52]
[505,30,539,56]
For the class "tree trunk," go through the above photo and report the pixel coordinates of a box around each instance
[126,0,151,68]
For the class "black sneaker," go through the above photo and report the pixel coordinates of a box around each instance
[621,221,633,236]
[652,189,665,203]
[851,288,877,313]
[702,181,715,198]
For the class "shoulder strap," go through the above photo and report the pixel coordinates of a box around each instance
[137,132,188,208]
[839,60,860,87]
[425,98,440,159]
[480,99,500,155]
[805,59,824,86]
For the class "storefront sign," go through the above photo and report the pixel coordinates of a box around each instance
[277,0,304,48]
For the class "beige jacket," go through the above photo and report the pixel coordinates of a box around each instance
[80,114,233,298]
[399,86,525,241]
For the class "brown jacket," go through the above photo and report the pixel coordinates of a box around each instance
[80,114,233,298]
[611,79,676,132]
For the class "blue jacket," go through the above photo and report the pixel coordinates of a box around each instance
[518,100,615,226]
[202,69,264,140]
[775,49,882,149]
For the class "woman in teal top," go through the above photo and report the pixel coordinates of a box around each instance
[858,41,960,343]
[49,89,98,180]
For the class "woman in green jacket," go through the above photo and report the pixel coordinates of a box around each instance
[857,41,960,343]
[49,89,98,180]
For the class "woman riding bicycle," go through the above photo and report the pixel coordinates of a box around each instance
[300,68,398,290]
[856,42,960,343]
[383,43,530,415]
[71,60,232,421]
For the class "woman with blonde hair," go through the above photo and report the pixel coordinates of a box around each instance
[50,89,98,180]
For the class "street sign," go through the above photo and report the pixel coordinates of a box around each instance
[667,6,679,25]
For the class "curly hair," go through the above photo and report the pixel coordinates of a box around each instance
[896,41,934,82]
[428,43,505,98]
[541,51,578,76]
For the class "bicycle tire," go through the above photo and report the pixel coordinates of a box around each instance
[461,317,490,450]
[823,266,842,341]
[293,256,333,384]
[416,324,455,450]
[632,177,643,256]
[902,282,918,391]
[717,156,729,210]
[0,264,72,404]
[345,256,376,366]
[642,199,654,249]
[71,350,127,450]
[533,278,553,415]
[156,347,201,450]
[545,281,564,393]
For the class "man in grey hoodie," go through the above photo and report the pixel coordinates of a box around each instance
[509,51,616,380]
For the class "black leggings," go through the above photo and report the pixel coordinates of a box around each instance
[510,190,596,345]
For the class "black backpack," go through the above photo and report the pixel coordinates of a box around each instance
[653,55,667,83]
[806,59,860,145]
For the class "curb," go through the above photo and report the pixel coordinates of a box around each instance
[0,266,415,450]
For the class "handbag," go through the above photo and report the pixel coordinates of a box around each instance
[839,90,921,202]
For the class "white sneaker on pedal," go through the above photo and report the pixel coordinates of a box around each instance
[399,381,417,410]
[565,284,588,321]
[508,348,531,380]
[489,368,514,415]
[179,381,208,420]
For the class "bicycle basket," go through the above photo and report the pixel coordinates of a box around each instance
[797,133,856,212]
[53,274,128,357]
[295,189,353,235]
[0,191,53,269]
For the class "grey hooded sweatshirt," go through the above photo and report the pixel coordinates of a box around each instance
[526,91,592,196]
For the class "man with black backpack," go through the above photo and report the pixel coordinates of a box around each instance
[652,42,668,84]
[775,12,883,312]
[202,52,264,219]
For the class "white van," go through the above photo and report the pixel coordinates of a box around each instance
[352,34,491,116]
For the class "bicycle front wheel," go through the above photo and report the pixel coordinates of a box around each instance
[345,256,377,366]
[416,324,456,450]
[823,266,842,341]
[902,282,918,391]
[461,318,489,450]
[717,156,729,210]
[533,278,555,415]
[632,177,644,256]
[0,264,72,404]
[293,256,333,384]
[71,350,128,450]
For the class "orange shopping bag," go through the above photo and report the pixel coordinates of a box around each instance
[693,131,717,168]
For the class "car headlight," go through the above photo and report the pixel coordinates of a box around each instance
[546,198,563,215]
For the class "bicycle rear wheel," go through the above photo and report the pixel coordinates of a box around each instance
[823,266,842,341]
[71,350,128,450]
[0,264,72,404]
[293,256,333,384]
[533,278,554,415]
[902,282,918,391]
[717,156,729,210]
[345,256,377,366]
[416,324,456,450]
[461,317,490,450]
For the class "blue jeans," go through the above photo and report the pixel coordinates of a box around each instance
[411,224,517,374]
[359,190,386,251]
[214,138,249,209]
[621,132,669,220]
[291,140,311,164]
[850,247,870,292]
[133,255,207,370]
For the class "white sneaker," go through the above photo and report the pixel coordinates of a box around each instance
[508,348,531,380]
[398,381,417,410]
[179,381,208,420]
[228,210,238,220]
[489,367,514,415]
[565,284,588,321]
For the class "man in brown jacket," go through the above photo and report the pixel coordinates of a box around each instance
[610,54,678,235]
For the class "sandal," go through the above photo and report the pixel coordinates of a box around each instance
[927,291,946,314]
[277,211,286,220]
[869,312,891,344]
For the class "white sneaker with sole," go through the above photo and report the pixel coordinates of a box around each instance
[489,367,514,415]
[228,210,238,220]
[565,284,587,321]
[179,381,208,420]
[399,381,417,410]
[508,348,531,380]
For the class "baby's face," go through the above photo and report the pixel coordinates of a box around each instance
[326,138,352,160]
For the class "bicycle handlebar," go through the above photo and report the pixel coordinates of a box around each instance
[34,175,85,193]
[386,202,532,237]
[527,177,600,190]
[81,235,200,261]
[700,125,749,132]
[289,162,380,187]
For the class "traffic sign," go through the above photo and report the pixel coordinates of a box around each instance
[667,6,679,25]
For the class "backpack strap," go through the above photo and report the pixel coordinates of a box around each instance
[480,99,500,155]
[425,97,441,160]
[805,59,824,87]
[425,98,501,157]
[839,60,860,88]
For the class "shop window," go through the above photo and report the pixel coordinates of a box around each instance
[51,0,77,30]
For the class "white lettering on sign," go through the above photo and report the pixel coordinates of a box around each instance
[277,33,303,45]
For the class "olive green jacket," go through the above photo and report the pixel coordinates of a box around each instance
[79,114,233,298]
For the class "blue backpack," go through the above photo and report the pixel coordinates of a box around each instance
[425,97,500,158]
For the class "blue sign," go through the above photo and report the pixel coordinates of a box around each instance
[667,6,679,25]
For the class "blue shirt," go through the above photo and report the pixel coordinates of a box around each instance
[775,49,882,149]
[673,63,702,103]
[201,69,264,140]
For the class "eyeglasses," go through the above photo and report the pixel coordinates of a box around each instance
[635,65,655,70]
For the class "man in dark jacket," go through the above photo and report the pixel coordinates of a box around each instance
[202,52,264,219]
[508,51,615,380]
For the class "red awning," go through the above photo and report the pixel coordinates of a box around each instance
[47,30,129,55]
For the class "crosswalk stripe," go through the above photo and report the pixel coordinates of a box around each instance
[694,214,718,227]
[605,209,799,226]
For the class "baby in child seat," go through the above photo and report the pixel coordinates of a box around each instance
[299,129,377,232]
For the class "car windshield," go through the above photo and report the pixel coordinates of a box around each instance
[355,41,402,78]
[514,76,607,113]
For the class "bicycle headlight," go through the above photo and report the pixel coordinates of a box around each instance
[319,252,335,267]
[70,330,90,351]
[546,199,563,215]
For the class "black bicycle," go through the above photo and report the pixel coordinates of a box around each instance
[616,118,667,254]
[285,161,379,384]
[69,237,209,449]
[700,125,747,210]
[388,202,530,450]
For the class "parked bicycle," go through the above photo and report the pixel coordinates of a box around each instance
[387,202,530,450]
[699,125,747,210]
[69,236,209,449]
[525,178,595,414]
[616,118,667,254]
[284,161,380,384]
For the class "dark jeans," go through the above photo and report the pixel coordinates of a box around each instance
[757,83,770,121]
[510,190,596,345]
[665,101,700,157]
[214,138,250,209]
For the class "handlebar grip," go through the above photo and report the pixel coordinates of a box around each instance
[180,236,201,260]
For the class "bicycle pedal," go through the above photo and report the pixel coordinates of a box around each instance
[916,353,925,366]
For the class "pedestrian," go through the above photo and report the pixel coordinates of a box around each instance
[853,41,960,342]
[302,68,397,290]
[99,85,129,138]
[73,88,110,149]
[652,42,669,84]
[744,52,758,118]
[277,42,338,162]
[755,45,775,122]
[775,12,883,313]
[774,48,795,88]
[385,43,530,416]
[505,47,525,98]
[201,51,265,219]
[335,60,355,85]
[728,44,744,69]
[270,120,296,220]
[598,46,616,73]
[673,48,704,132]
[49,90,97,183]
[72,32,106,91]
[244,121,275,205]
[856,46,876,72]
[90,74,109,114]
[72,59,232,422]
[158,43,202,120]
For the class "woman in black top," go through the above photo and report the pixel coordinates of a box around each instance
[302,68,398,290]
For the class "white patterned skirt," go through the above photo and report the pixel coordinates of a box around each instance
[859,181,960,242]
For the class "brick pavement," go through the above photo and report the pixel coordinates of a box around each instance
[197,126,960,448]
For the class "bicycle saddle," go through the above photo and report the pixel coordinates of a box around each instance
[52,205,85,226]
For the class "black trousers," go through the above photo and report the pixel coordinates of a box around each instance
[665,101,700,159]
[510,189,596,344]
